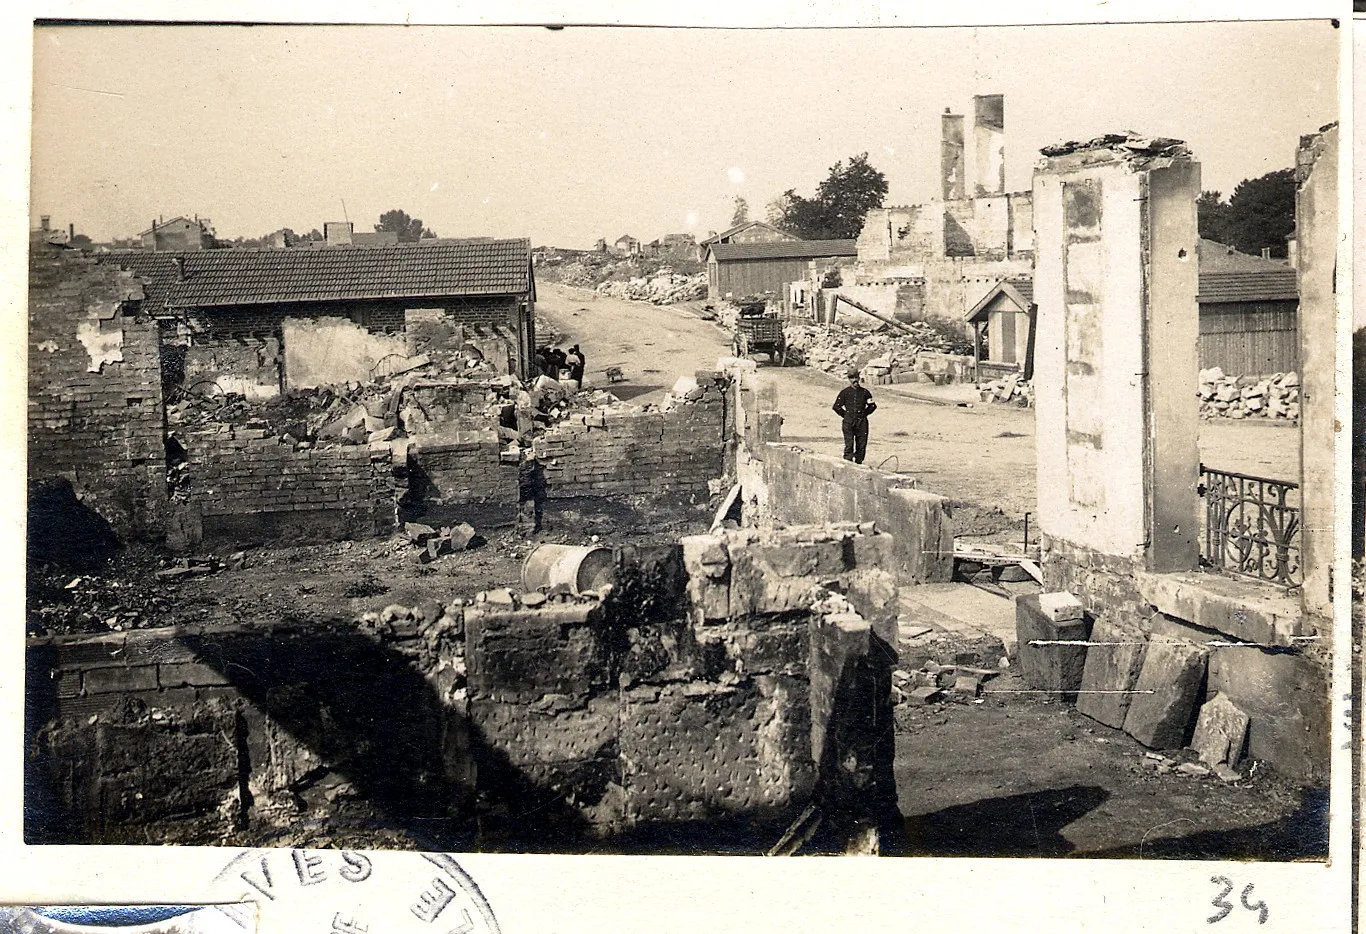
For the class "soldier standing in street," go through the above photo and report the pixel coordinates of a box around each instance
[832,368,877,464]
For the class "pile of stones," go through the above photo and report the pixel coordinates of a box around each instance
[1198,367,1299,421]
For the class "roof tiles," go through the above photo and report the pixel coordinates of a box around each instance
[102,238,532,313]
[708,239,858,262]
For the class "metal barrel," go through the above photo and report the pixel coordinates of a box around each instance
[520,544,615,595]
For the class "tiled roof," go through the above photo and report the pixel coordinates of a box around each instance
[699,220,797,247]
[965,278,1035,322]
[1197,269,1299,303]
[708,239,857,262]
[102,239,532,313]
[1198,238,1293,275]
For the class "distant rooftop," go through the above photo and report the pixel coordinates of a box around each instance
[708,239,858,262]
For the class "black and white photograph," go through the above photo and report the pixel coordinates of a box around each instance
[4,3,1356,932]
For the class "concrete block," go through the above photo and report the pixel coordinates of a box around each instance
[1122,640,1208,749]
[1037,590,1084,622]
[1015,593,1090,697]
[1076,615,1147,729]
[1135,570,1307,646]
[1190,692,1250,768]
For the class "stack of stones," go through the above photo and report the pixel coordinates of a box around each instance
[1198,367,1300,421]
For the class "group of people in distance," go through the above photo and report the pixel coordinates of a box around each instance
[535,343,586,389]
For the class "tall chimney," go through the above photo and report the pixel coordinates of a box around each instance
[972,94,1006,197]
[69,223,74,241]
[1261,246,1272,260]
[941,110,966,200]
[172,257,186,281]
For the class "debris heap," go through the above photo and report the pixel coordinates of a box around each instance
[595,271,707,304]
[1198,367,1300,421]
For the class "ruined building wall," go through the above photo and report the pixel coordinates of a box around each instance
[532,382,726,498]
[174,426,397,548]
[406,431,520,528]
[28,244,168,538]
[28,527,899,846]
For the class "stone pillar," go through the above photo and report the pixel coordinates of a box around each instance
[941,111,966,201]
[1031,137,1201,577]
[972,94,1005,197]
[1294,124,1338,619]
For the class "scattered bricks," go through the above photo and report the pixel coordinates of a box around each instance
[1190,692,1251,769]
[1122,640,1209,750]
[1076,615,1148,729]
[83,664,160,694]
[1015,593,1091,699]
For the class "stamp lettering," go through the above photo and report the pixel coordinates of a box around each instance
[239,857,275,901]
[340,850,373,883]
[293,850,327,886]
[333,912,370,933]
[412,877,457,923]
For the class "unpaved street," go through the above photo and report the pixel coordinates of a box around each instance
[537,282,1301,528]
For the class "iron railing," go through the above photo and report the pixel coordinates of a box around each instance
[1199,464,1301,586]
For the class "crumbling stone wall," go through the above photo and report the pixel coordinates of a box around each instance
[28,243,168,538]
[173,426,396,548]
[531,380,725,498]
[28,526,899,849]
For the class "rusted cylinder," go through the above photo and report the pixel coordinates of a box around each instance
[520,544,615,595]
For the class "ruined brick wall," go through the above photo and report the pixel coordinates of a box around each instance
[27,526,898,847]
[406,431,519,527]
[745,442,953,584]
[532,388,725,498]
[467,527,899,843]
[28,245,168,537]
[26,614,470,845]
[177,426,395,548]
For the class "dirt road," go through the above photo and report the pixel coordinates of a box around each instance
[537,282,1302,527]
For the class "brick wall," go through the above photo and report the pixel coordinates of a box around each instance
[177,426,395,548]
[26,616,470,844]
[531,387,726,498]
[28,244,168,538]
[27,525,899,848]
[406,431,520,527]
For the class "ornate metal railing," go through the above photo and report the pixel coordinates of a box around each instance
[1199,464,1301,586]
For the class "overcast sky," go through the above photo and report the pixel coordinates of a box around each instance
[30,19,1337,249]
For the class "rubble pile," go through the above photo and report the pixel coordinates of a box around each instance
[402,521,479,564]
[1198,367,1300,421]
[595,270,707,304]
[782,322,953,380]
[978,374,1035,407]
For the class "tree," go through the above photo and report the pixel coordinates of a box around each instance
[1197,190,1230,244]
[770,152,888,240]
[1222,169,1296,259]
[730,196,749,228]
[376,209,437,243]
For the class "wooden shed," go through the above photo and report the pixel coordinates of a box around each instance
[1196,239,1298,375]
[706,239,857,300]
[965,278,1035,382]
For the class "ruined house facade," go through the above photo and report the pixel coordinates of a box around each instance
[139,216,215,252]
[844,95,1034,327]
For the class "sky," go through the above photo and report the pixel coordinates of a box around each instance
[29,19,1339,250]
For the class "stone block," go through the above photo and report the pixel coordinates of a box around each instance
[1207,646,1329,781]
[1135,570,1307,646]
[680,534,730,621]
[157,661,233,688]
[1122,640,1208,749]
[1037,591,1084,622]
[1014,594,1090,697]
[1190,692,1250,768]
[1076,615,1148,729]
[84,664,160,694]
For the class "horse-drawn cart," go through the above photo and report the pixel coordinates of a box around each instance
[732,297,787,365]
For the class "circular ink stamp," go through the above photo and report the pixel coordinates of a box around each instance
[211,850,500,934]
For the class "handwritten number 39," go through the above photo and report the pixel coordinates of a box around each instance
[1209,876,1268,924]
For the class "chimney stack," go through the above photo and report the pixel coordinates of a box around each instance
[971,94,1006,197]
[69,223,74,241]
[1261,246,1272,260]
[941,111,966,200]
[172,257,186,281]
[40,215,50,232]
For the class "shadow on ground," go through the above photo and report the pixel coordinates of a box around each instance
[897,785,1109,857]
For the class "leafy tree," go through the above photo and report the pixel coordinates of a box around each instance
[376,209,437,243]
[771,152,888,240]
[730,196,749,227]
[1222,168,1296,259]
[1197,190,1230,244]
[68,233,93,249]
[304,228,324,241]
